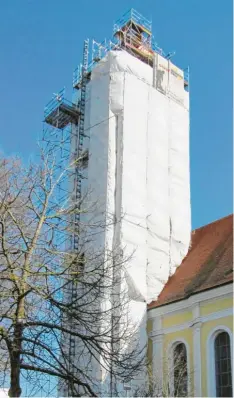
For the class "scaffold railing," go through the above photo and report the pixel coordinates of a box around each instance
[151,40,165,57]
[73,39,120,89]
[44,88,65,118]
[44,88,79,120]
[73,64,93,89]
[113,8,152,36]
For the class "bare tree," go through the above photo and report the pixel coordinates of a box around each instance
[0,139,145,397]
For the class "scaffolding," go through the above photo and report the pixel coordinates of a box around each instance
[44,88,80,129]
[42,87,78,208]
[43,41,90,395]
[72,9,189,91]
[113,8,154,65]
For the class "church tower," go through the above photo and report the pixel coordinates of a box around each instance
[46,9,191,395]
[74,9,191,392]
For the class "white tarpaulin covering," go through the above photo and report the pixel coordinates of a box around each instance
[77,49,190,393]
[89,51,190,304]
[168,100,190,273]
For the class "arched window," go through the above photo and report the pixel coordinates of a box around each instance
[215,332,232,397]
[173,342,188,397]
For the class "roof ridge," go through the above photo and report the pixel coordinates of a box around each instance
[192,213,233,233]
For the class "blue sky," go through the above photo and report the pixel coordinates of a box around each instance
[0,0,232,229]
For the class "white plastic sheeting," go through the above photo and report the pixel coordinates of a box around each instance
[121,73,148,302]
[168,62,185,105]
[146,88,171,302]
[75,49,190,393]
[168,100,190,274]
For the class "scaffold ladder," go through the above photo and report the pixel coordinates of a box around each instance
[74,38,89,248]
[69,39,89,394]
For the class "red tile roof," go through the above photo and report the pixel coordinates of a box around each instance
[148,214,233,309]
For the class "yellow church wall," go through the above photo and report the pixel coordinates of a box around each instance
[147,319,153,377]
[200,315,233,397]
[147,286,233,396]
[162,310,193,329]
[147,319,153,365]
[200,296,233,316]
[147,319,153,333]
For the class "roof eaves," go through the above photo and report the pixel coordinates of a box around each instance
[147,280,233,311]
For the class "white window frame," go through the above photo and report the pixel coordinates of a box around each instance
[167,338,190,396]
[207,325,233,397]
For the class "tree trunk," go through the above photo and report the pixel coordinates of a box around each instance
[9,323,23,398]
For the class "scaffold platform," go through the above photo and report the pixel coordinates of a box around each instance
[44,91,80,129]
